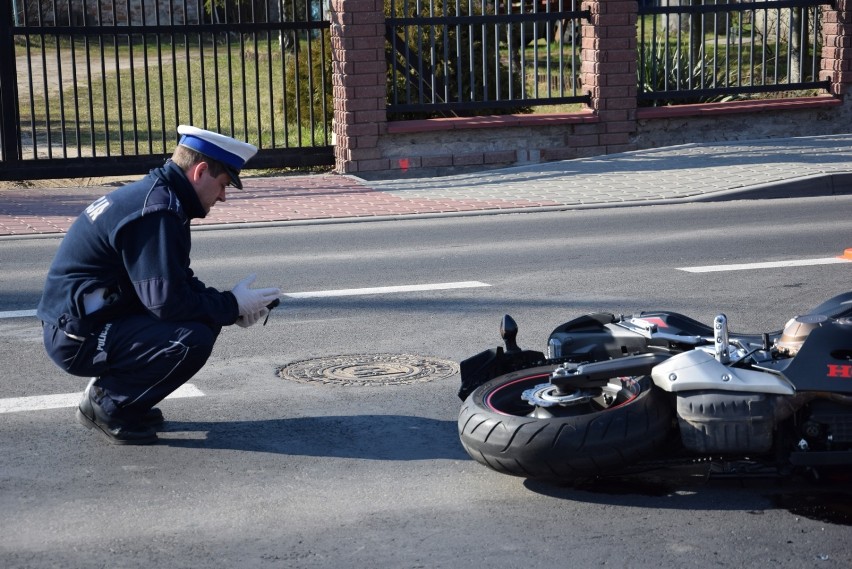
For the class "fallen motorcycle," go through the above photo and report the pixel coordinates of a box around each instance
[457,292,852,482]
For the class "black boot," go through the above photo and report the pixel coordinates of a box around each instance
[140,407,165,427]
[76,388,158,445]
[82,378,165,428]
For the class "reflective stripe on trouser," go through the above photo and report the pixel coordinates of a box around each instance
[43,314,220,420]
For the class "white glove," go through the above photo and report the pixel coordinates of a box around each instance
[235,307,269,328]
[230,274,281,317]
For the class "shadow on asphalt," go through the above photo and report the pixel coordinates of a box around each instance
[159,414,469,461]
[522,468,852,525]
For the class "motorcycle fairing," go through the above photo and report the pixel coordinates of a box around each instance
[780,321,852,394]
[546,313,652,361]
[805,291,852,319]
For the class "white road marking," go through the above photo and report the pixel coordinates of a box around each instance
[0,281,491,320]
[1,281,488,412]
[678,257,851,273]
[0,309,37,319]
[0,383,204,414]
[283,280,491,299]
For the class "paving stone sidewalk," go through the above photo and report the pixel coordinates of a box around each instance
[1,133,851,237]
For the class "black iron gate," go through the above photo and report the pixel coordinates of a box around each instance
[0,0,333,181]
[385,0,590,118]
[637,0,831,105]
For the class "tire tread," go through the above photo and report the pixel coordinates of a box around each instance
[458,367,673,481]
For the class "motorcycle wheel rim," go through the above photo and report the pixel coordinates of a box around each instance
[484,372,642,417]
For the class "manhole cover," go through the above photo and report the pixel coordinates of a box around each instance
[277,353,459,386]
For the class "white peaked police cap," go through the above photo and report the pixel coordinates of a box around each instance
[177,125,258,189]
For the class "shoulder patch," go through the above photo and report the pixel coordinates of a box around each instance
[85,196,111,222]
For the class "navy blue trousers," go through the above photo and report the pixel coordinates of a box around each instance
[43,315,220,420]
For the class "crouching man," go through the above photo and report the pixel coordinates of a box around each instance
[37,126,281,445]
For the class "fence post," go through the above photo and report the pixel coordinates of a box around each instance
[580,0,638,152]
[329,0,388,174]
[0,0,21,163]
[822,0,852,95]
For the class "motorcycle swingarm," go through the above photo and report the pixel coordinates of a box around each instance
[550,352,672,390]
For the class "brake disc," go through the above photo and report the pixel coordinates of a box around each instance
[521,383,597,408]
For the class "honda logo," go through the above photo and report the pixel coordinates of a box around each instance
[827,364,852,378]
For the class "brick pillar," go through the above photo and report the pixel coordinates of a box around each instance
[822,0,852,95]
[329,0,388,174]
[580,0,638,152]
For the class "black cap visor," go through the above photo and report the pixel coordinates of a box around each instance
[224,166,243,190]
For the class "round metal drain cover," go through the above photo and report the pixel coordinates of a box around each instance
[277,353,459,386]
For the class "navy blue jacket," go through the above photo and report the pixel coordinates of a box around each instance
[37,162,239,337]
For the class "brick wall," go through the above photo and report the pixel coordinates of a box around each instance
[823,0,852,95]
[331,0,852,179]
[329,0,388,174]
[581,0,638,154]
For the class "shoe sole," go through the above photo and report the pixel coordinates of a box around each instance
[75,407,158,446]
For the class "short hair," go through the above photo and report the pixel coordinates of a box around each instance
[172,144,228,179]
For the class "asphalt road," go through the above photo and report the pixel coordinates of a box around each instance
[2,196,852,568]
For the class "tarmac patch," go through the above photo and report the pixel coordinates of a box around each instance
[277,353,458,386]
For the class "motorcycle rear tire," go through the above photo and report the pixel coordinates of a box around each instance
[458,366,673,482]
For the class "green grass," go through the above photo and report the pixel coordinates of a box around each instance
[17,35,332,157]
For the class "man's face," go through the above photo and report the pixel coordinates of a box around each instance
[190,162,231,214]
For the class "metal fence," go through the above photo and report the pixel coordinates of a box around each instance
[0,0,333,181]
[638,0,831,105]
[2,0,838,180]
[385,0,590,118]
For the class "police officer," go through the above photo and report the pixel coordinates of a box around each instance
[37,126,281,445]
